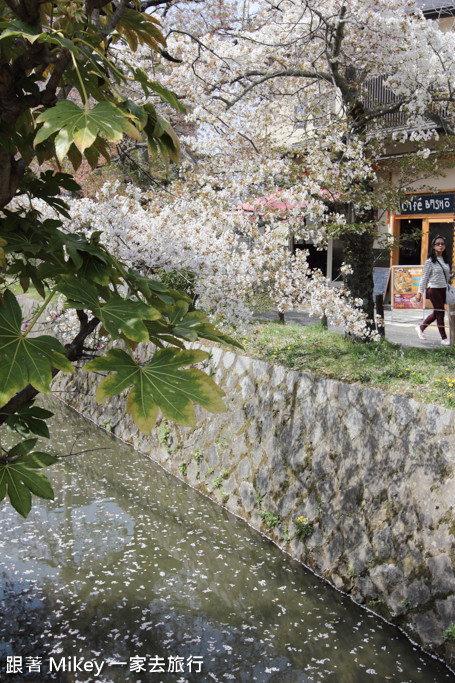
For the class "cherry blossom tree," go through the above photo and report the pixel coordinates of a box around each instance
[146,0,455,320]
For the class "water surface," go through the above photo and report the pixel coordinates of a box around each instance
[0,400,453,683]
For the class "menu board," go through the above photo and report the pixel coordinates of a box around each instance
[392,265,424,310]
[373,267,390,300]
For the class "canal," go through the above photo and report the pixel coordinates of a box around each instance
[0,400,453,682]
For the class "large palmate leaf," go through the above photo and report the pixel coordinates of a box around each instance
[0,290,74,405]
[5,400,53,438]
[0,438,58,517]
[165,300,242,347]
[34,100,136,162]
[85,347,226,433]
[56,277,161,342]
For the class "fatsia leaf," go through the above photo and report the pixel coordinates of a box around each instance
[165,300,243,348]
[84,347,226,433]
[56,277,161,342]
[0,458,55,517]
[35,101,134,161]
[0,290,74,405]
[5,400,53,439]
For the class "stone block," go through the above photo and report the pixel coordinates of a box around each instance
[370,563,403,593]
[255,466,272,496]
[236,456,252,480]
[343,406,366,442]
[286,371,300,393]
[276,483,300,518]
[316,478,335,503]
[239,481,256,512]
[390,395,420,427]
[271,365,287,388]
[360,388,383,420]
[240,375,256,400]
[323,534,343,567]
[209,346,223,366]
[346,542,373,575]
[286,445,308,471]
[372,526,393,561]
[272,465,289,492]
[436,595,455,625]
[252,359,269,380]
[338,382,360,406]
[272,390,287,407]
[207,446,220,469]
[235,354,252,376]
[231,434,248,459]
[296,374,313,399]
[224,474,238,495]
[402,579,431,608]
[413,611,442,645]
[428,554,455,594]
[426,404,454,435]
[251,443,264,469]
[230,408,246,434]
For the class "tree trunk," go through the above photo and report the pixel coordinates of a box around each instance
[342,228,375,325]
[0,149,24,209]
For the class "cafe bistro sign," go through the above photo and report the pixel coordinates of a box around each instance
[399,192,454,215]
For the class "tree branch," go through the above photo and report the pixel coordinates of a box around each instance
[225,68,332,109]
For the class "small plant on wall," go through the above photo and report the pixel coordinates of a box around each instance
[260,510,280,530]
[443,623,455,642]
[295,516,313,542]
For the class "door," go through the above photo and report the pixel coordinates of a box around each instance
[424,220,454,270]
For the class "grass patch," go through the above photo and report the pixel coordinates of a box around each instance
[238,322,455,410]
[2,278,50,300]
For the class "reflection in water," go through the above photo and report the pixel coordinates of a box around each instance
[0,400,453,683]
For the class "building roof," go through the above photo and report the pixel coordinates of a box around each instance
[415,0,455,17]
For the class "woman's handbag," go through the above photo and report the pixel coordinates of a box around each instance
[447,284,455,306]
[437,259,455,305]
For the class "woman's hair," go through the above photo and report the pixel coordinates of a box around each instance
[429,234,449,263]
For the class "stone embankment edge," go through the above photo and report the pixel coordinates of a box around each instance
[52,343,455,668]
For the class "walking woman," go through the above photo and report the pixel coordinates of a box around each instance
[415,235,452,346]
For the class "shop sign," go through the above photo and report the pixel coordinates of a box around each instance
[392,265,424,310]
[399,193,454,215]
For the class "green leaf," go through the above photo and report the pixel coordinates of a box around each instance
[8,438,38,457]
[0,467,32,517]
[0,290,74,405]
[164,301,243,348]
[0,458,55,517]
[0,21,41,44]
[17,452,58,468]
[35,101,133,161]
[5,401,53,439]
[56,277,161,342]
[10,464,54,499]
[84,347,226,433]
[147,81,186,114]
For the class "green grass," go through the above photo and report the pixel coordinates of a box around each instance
[237,322,455,410]
[3,278,50,300]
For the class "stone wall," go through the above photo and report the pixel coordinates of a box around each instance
[53,344,455,666]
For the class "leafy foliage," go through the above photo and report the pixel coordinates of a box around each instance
[0,290,75,406]
[0,0,237,516]
[0,439,58,517]
[85,347,226,432]
[4,401,53,439]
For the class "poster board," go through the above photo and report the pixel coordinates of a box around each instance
[373,267,390,300]
[391,265,424,310]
